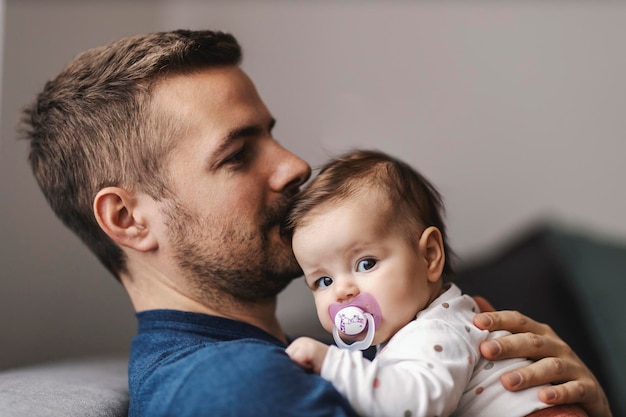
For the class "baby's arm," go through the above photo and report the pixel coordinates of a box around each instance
[319,332,470,417]
[286,336,330,375]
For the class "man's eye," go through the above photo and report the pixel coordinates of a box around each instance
[356,258,377,272]
[315,276,333,288]
[224,147,247,165]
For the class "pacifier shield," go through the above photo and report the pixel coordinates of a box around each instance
[328,292,382,329]
[329,293,381,351]
[334,306,368,336]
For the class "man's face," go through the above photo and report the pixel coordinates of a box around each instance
[151,66,311,303]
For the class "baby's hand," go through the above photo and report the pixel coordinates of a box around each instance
[285,336,330,375]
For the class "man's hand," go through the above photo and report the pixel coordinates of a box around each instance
[286,337,329,375]
[473,296,612,417]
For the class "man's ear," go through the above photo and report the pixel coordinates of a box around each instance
[93,187,158,252]
[417,226,445,283]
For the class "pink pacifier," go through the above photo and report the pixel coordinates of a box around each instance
[329,293,382,351]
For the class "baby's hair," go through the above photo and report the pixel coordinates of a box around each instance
[285,149,455,276]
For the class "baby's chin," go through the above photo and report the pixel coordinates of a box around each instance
[372,334,389,346]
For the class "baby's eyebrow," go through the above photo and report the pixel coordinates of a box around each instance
[303,271,324,286]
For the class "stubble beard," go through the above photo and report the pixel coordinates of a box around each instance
[163,197,302,305]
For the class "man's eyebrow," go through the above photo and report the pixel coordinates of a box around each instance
[208,118,276,169]
[224,117,276,143]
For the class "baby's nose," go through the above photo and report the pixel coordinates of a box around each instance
[335,280,359,303]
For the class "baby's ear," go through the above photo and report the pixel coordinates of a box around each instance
[93,187,158,252]
[418,226,445,282]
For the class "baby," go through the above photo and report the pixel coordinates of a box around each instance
[284,149,556,417]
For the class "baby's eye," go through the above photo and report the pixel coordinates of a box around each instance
[356,258,377,272]
[315,276,333,288]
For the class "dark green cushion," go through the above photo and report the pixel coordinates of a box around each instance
[546,229,626,416]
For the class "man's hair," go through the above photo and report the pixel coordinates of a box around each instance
[19,29,242,280]
[285,149,455,276]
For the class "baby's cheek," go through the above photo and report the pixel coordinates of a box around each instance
[372,327,390,345]
[316,309,334,333]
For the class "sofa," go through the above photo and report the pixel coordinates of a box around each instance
[0,357,128,417]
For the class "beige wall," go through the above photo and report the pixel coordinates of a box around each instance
[2,0,625,369]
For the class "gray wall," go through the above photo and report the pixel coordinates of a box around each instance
[2,0,625,369]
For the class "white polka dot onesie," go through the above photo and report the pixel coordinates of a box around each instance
[321,284,551,417]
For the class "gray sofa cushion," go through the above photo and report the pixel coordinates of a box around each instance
[0,357,128,417]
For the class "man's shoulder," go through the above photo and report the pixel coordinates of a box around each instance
[133,337,356,417]
[140,336,288,383]
[178,336,292,375]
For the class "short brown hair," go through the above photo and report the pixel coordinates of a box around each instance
[285,149,455,276]
[19,30,242,280]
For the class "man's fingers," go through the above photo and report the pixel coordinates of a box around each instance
[473,307,612,417]
[539,380,611,417]
[539,380,586,404]
[474,309,553,336]
[479,332,566,361]
[499,357,571,391]
[499,358,611,417]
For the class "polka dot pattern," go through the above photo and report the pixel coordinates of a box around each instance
[345,285,542,416]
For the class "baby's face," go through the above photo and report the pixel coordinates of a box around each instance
[291,190,439,345]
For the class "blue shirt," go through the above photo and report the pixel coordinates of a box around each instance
[129,309,358,417]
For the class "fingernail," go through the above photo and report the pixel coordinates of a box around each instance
[503,371,522,387]
[484,341,501,357]
[475,314,493,328]
[544,388,557,401]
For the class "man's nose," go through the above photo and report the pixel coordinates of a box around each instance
[269,144,311,196]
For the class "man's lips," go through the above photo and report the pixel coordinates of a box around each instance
[328,293,382,330]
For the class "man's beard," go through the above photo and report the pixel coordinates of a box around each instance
[163,197,302,304]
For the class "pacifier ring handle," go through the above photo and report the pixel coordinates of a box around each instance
[332,313,375,351]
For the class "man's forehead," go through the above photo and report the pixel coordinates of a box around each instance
[149,66,273,160]
[151,66,252,106]
[149,66,269,138]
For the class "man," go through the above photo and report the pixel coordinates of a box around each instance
[21,29,610,417]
